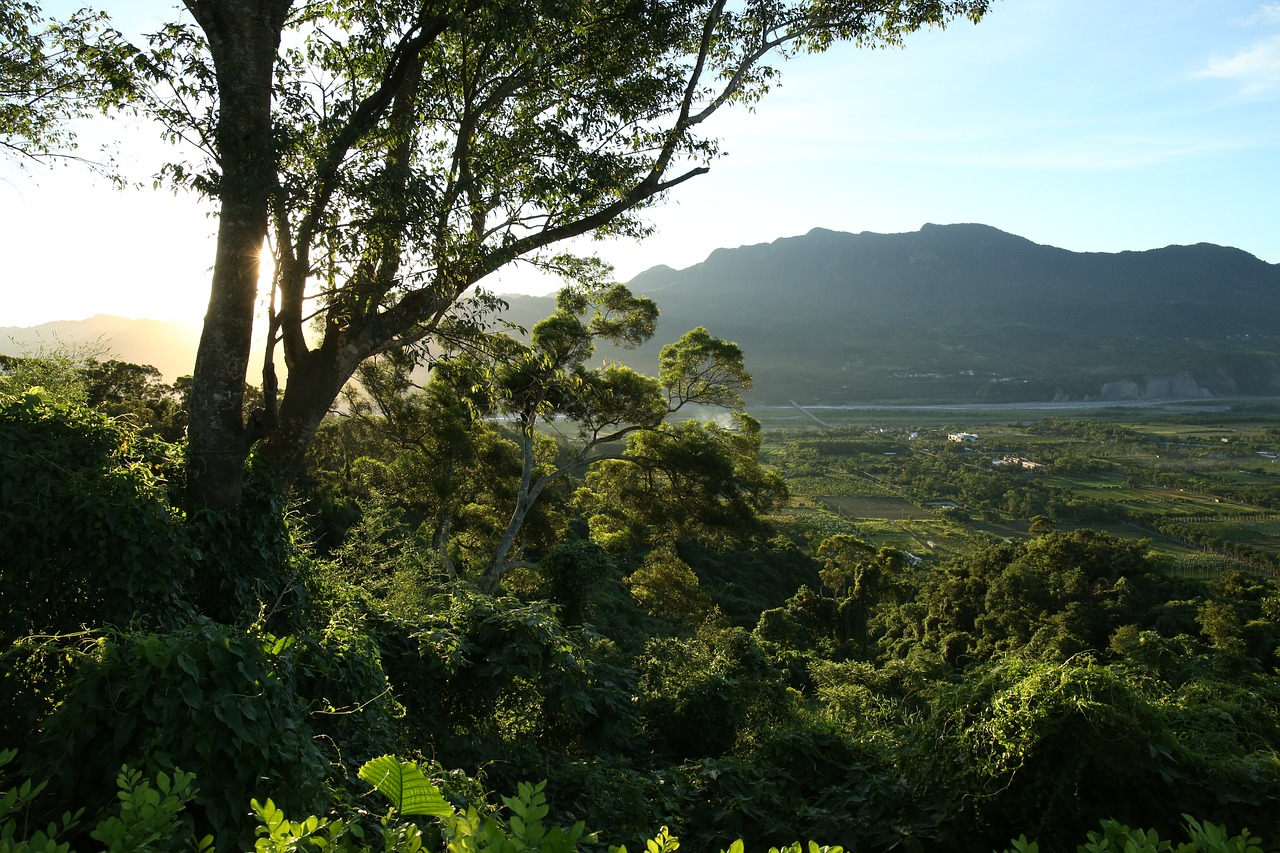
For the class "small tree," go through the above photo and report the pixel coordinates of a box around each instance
[334,282,778,591]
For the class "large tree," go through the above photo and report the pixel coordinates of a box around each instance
[148,0,991,509]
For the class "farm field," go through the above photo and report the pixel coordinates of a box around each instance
[747,399,1276,432]
[761,400,1280,576]
[818,495,934,519]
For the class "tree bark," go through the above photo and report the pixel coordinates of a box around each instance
[184,0,291,510]
[253,340,351,483]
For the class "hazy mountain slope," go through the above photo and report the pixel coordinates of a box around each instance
[0,315,201,381]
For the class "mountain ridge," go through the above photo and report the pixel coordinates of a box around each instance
[5,224,1279,404]
[0,314,202,383]
[500,224,1280,404]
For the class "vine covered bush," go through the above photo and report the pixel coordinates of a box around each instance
[0,392,192,643]
[34,621,330,848]
[0,392,194,753]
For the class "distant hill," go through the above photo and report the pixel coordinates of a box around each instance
[0,315,200,382]
[7,225,1280,404]
[499,224,1280,404]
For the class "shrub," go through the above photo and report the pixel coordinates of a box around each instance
[0,393,193,750]
[37,621,329,848]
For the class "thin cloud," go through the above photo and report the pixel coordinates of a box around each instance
[1197,33,1280,96]
[1233,4,1280,26]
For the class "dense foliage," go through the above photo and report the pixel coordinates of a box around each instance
[2,355,1279,852]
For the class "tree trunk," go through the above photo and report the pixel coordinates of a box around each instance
[253,341,351,483]
[482,431,539,592]
[184,0,290,510]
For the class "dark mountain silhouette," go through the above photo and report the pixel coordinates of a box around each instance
[7,225,1279,404]
[502,224,1280,404]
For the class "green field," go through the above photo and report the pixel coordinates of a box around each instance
[818,495,935,520]
[762,402,1280,575]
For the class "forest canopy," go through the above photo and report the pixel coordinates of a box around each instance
[3,343,1279,853]
[7,2,1278,852]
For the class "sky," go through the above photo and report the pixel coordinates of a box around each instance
[2,0,1279,328]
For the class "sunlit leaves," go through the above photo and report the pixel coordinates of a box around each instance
[624,544,710,622]
[448,282,675,441]
[358,755,453,817]
[531,313,595,369]
[574,365,667,437]
[325,281,767,586]
[660,327,750,411]
[587,284,659,349]
[814,534,876,596]
[579,413,788,552]
[0,1,141,168]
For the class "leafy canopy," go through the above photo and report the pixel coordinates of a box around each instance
[0,0,140,167]
[120,0,994,508]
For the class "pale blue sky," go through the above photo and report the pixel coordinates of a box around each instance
[2,0,1278,327]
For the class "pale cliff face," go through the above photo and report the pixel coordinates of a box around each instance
[1097,374,1216,401]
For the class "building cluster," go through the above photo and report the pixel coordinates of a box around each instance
[994,455,1045,470]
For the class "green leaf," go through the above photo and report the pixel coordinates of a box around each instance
[358,755,452,818]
